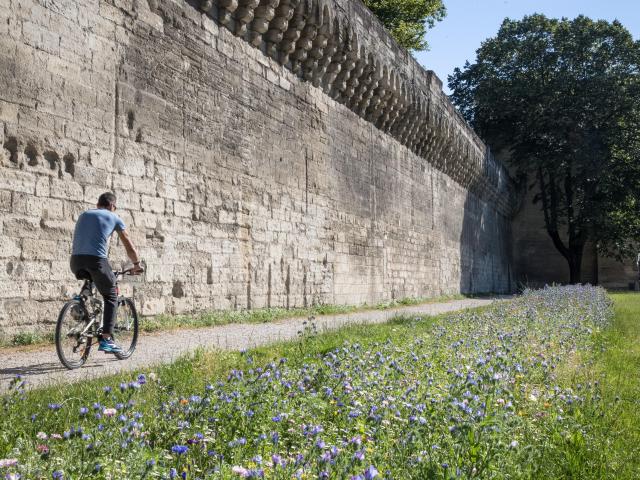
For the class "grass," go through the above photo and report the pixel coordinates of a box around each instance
[552,292,640,478]
[3,287,637,478]
[0,293,471,349]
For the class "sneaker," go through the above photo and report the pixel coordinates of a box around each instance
[98,337,123,354]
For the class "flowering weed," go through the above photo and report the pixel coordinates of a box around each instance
[1,286,637,479]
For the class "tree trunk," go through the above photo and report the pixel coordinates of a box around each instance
[567,245,584,284]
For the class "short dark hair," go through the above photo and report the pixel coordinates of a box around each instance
[97,192,117,209]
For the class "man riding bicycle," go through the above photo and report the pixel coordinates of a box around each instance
[70,192,143,354]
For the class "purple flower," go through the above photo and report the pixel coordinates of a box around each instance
[137,374,147,384]
[169,468,178,479]
[79,407,88,415]
[171,445,188,455]
[364,465,378,480]
[52,472,64,479]
[353,450,365,462]
[48,403,62,411]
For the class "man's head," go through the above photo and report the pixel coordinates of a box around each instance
[97,192,117,212]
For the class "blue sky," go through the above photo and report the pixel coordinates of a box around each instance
[415,0,640,94]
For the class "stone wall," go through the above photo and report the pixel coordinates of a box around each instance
[512,183,636,289]
[0,0,514,337]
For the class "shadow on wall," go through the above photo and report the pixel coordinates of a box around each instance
[459,151,514,295]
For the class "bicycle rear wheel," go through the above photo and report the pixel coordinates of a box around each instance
[113,297,138,359]
[55,300,92,369]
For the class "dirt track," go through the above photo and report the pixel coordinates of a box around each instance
[0,298,497,393]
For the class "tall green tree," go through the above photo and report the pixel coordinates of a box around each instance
[364,0,446,51]
[449,15,640,283]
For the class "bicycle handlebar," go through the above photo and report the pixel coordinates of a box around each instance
[114,268,144,277]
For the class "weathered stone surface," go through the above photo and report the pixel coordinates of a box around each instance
[0,0,515,336]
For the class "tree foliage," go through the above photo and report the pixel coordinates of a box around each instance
[363,0,446,51]
[449,14,640,283]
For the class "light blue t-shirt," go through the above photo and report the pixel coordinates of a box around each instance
[71,209,126,258]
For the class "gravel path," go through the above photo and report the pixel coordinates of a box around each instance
[0,298,497,393]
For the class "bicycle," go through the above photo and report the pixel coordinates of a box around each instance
[55,268,139,370]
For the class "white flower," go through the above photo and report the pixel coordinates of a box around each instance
[510,440,519,449]
[36,431,48,440]
[231,466,250,477]
[0,458,18,468]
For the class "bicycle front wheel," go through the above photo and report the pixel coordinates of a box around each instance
[55,300,92,370]
[113,297,138,359]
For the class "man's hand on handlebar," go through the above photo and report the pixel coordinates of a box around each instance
[131,262,144,275]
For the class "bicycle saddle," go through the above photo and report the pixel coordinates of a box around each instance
[74,269,92,281]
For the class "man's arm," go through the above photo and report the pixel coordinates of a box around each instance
[117,230,143,273]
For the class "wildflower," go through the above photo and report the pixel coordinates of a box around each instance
[364,465,379,480]
[169,468,178,479]
[0,459,18,468]
[510,440,519,449]
[36,432,48,440]
[232,466,250,477]
[138,374,147,384]
[103,386,112,393]
[50,434,62,440]
[79,407,88,416]
[103,408,117,417]
[353,450,365,461]
[171,445,188,455]
[94,464,101,472]
[36,444,49,454]
[48,403,62,411]
[52,471,64,479]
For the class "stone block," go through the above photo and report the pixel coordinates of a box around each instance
[0,280,28,299]
[0,100,18,124]
[12,192,45,217]
[112,189,141,210]
[40,219,75,240]
[35,176,50,197]
[50,177,83,201]
[0,237,21,258]
[29,281,62,300]
[21,238,61,261]
[0,190,11,211]
[133,177,158,195]
[141,297,165,316]
[0,170,36,194]
[9,260,51,281]
[3,217,41,239]
[140,194,165,214]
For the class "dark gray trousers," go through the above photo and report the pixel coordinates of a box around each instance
[70,255,117,335]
